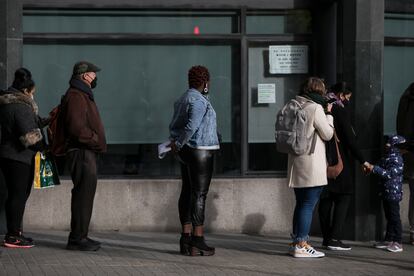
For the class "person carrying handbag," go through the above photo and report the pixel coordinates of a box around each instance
[318,82,370,251]
[326,131,344,180]
[0,68,47,248]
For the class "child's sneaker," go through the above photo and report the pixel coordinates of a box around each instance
[386,242,403,252]
[292,242,325,258]
[374,241,392,249]
[3,234,34,248]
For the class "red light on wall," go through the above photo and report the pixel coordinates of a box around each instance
[193,26,200,35]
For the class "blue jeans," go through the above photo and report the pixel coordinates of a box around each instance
[292,186,323,243]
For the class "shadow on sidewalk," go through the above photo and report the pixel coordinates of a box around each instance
[327,251,414,272]
[29,230,293,258]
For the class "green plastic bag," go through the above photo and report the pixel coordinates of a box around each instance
[33,152,60,189]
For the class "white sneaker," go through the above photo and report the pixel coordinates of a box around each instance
[374,241,392,249]
[387,242,403,253]
[292,242,325,258]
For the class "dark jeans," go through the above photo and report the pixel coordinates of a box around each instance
[178,146,215,227]
[409,179,414,232]
[292,186,323,243]
[1,158,34,235]
[318,191,351,241]
[66,149,97,241]
[383,200,402,243]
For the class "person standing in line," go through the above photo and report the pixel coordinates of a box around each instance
[0,68,47,248]
[287,77,334,258]
[57,61,106,251]
[396,82,414,245]
[169,65,219,256]
[318,82,370,251]
[366,135,405,253]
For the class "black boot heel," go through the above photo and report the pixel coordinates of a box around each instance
[190,236,215,256]
[179,233,191,255]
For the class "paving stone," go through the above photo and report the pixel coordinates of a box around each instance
[0,230,413,275]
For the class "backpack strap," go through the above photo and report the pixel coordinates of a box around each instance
[303,101,318,155]
[309,132,317,154]
[281,99,301,113]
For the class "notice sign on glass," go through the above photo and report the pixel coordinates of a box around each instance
[269,45,308,74]
[257,83,276,104]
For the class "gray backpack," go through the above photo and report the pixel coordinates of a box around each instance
[275,99,316,155]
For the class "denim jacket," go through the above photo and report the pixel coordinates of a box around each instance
[169,88,219,150]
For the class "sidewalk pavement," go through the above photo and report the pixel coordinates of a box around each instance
[0,230,413,276]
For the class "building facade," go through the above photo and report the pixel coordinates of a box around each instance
[0,0,412,241]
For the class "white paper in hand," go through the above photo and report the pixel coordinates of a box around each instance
[158,141,172,159]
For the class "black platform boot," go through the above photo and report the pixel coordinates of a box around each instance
[180,233,192,255]
[190,236,215,256]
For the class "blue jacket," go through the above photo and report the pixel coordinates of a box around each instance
[169,88,219,150]
[372,135,406,202]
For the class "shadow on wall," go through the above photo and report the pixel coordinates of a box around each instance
[155,185,219,233]
[241,213,266,235]
[204,192,219,233]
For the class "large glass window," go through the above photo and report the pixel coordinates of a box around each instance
[24,10,239,34]
[385,13,414,38]
[384,13,414,135]
[23,8,311,177]
[246,10,311,34]
[384,46,414,135]
[24,43,240,177]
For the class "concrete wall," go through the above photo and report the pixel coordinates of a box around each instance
[23,178,297,235]
[23,179,412,236]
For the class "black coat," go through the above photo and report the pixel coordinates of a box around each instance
[326,104,365,194]
[396,84,414,147]
[0,88,45,165]
[396,84,414,179]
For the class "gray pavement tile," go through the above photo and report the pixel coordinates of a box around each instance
[1,230,413,276]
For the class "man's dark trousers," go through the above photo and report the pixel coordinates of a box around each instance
[66,149,97,241]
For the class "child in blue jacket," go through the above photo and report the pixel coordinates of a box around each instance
[366,134,405,252]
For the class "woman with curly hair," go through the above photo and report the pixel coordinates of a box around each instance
[169,65,219,256]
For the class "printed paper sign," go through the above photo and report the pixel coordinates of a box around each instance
[269,45,308,74]
[258,83,276,104]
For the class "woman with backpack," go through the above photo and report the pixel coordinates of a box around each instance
[287,77,334,258]
[318,82,369,251]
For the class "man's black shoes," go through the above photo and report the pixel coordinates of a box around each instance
[66,237,101,251]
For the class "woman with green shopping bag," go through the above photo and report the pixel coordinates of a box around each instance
[0,68,48,248]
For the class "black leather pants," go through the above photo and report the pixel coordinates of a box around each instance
[178,145,215,226]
